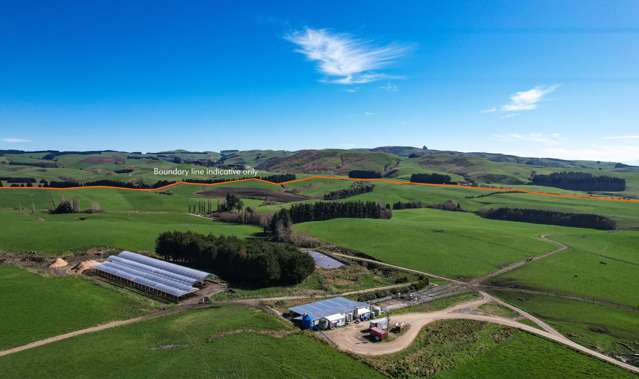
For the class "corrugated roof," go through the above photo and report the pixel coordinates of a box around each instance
[95,263,195,298]
[119,251,211,281]
[289,297,369,320]
[108,256,199,286]
[95,251,213,298]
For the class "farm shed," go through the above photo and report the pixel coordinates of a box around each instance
[94,251,213,302]
[288,296,371,330]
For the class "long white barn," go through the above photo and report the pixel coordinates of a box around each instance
[94,251,213,302]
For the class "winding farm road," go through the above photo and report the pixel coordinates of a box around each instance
[324,293,639,375]
[324,236,639,375]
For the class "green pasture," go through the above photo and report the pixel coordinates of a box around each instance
[491,230,639,308]
[0,265,155,350]
[0,305,384,378]
[493,291,639,358]
[295,208,557,279]
[0,210,260,254]
[432,326,635,379]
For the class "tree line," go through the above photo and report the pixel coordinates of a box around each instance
[531,172,626,192]
[410,173,453,184]
[261,174,296,183]
[348,170,382,179]
[156,231,315,286]
[323,182,375,200]
[268,201,392,241]
[478,207,616,230]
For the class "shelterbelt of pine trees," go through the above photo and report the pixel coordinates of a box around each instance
[267,201,392,241]
[156,231,315,286]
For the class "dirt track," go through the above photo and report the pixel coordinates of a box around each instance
[0,309,181,359]
[324,293,639,374]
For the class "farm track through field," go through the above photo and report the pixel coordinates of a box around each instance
[468,234,569,285]
[325,236,639,374]
[324,293,639,375]
[0,280,425,359]
[0,308,184,359]
[2,175,638,204]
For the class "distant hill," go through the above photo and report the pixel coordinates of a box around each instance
[256,149,400,175]
[1,146,637,194]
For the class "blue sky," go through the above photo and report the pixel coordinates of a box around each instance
[1,0,638,163]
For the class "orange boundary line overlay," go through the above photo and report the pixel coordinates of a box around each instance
[1,175,637,204]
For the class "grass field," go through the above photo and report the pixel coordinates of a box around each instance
[364,318,634,378]
[431,325,635,379]
[493,291,639,359]
[0,265,156,350]
[0,305,385,378]
[0,210,260,254]
[295,208,557,279]
[491,230,639,308]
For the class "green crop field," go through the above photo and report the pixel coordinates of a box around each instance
[0,265,155,350]
[295,208,558,279]
[0,305,385,379]
[491,230,639,308]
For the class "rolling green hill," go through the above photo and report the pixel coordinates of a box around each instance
[2,147,637,196]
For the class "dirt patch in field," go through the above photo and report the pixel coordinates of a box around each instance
[49,258,68,269]
[0,248,112,275]
[197,187,308,202]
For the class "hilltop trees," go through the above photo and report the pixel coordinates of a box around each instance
[531,172,626,192]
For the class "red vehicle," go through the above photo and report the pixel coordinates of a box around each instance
[369,327,388,342]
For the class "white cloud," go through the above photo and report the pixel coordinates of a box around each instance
[484,85,559,115]
[493,133,561,146]
[502,85,559,112]
[380,82,398,92]
[343,87,359,93]
[604,135,639,140]
[364,112,375,116]
[2,137,31,144]
[285,28,410,85]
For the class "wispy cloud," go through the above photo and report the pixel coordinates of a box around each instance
[285,28,410,85]
[493,133,561,146]
[604,135,639,140]
[380,82,398,92]
[364,111,376,116]
[484,85,559,115]
[502,85,559,112]
[2,137,31,144]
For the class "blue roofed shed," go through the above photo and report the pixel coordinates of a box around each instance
[288,297,371,330]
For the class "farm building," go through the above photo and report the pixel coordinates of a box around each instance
[288,296,373,330]
[94,251,213,302]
